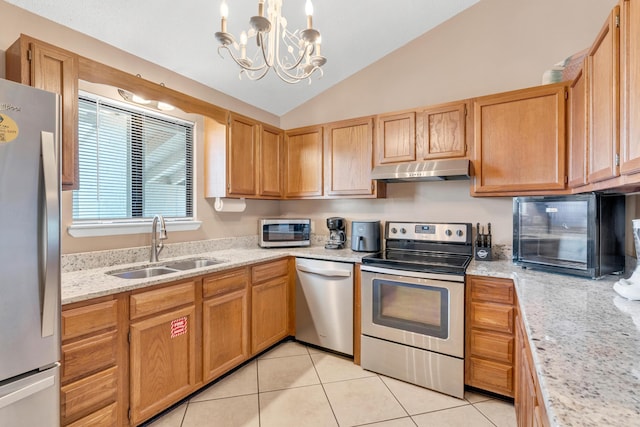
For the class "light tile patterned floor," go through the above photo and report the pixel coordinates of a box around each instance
[144,341,517,427]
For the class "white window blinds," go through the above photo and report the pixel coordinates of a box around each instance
[73,93,194,221]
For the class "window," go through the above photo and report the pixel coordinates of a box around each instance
[72,92,194,224]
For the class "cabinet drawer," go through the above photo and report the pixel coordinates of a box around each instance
[203,268,248,298]
[468,329,514,364]
[61,331,118,383]
[62,300,118,341]
[470,302,514,333]
[130,281,195,320]
[66,402,118,427]
[61,367,118,424]
[251,259,288,284]
[468,276,514,304]
[467,357,514,397]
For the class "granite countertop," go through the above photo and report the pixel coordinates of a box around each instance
[61,245,368,305]
[62,245,640,426]
[468,260,640,427]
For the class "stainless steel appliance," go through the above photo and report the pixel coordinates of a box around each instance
[360,221,473,399]
[513,193,625,278]
[0,78,61,425]
[351,220,381,252]
[295,258,354,355]
[325,217,346,249]
[258,218,311,248]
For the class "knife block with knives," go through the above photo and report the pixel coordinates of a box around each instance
[474,222,493,261]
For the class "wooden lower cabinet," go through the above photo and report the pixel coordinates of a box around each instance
[515,313,550,427]
[251,260,290,354]
[60,296,127,426]
[465,275,516,397]
[202,268,250,382]
[129,281,198,425]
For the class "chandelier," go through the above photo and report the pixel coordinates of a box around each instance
[214,0,326,84]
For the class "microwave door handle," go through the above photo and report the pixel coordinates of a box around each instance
[41,131,59,338]
[296,265,352,278]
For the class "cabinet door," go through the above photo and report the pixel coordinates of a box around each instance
[228,114,258,196]
[203,288,249,382]
[22,39,79,190]
[587,6,620,183]
[472,84,567,195]
[418,101,468,160]
[621,0,640,175]
[251,276,289,354]
[376,111,416,165]
[568,66,589,188]
[259,124,284,197]
[284,126,323,198]
[129,305,197,425]
[325,117,376,197]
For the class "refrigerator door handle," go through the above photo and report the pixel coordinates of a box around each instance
[41,131,59,338]
[0,374,55,410]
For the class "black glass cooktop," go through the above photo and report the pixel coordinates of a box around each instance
[361,250,471,276]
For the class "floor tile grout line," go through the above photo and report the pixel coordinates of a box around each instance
[309,349,342,427]
[376,374,414,420]
[471,401,500,427]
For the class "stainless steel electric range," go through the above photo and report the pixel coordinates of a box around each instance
[360,221,473,399]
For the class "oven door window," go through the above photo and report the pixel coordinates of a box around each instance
[372,278,449,339]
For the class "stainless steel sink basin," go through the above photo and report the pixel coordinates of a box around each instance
[163,258,223,271]
[109,266,179,279]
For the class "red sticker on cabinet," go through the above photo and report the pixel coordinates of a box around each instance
[170,316,187,338]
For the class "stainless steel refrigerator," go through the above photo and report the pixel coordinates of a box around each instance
[0,78,61,426]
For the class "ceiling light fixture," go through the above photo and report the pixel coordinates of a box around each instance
[215,0,326,84]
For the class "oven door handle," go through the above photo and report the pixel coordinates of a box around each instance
[296,265,352,278]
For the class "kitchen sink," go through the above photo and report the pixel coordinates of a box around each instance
[109,266,179,279]
[163,258,223,271]
[108,257,224,279]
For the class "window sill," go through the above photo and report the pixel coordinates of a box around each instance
[67,220,202,238]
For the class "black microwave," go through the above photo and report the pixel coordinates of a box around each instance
[512,193,625,278]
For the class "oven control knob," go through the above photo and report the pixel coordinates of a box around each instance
[445,229,452,236]
[400,228,407,234]
[390,227,397,234]
[456,230,464,237]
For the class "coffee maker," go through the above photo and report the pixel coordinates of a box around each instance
[325,217,347,249]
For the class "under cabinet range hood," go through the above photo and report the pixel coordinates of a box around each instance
[370,159,470,182]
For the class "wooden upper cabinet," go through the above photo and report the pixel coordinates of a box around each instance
[227,113,259,197]
[587,6,620,183]
[417,101,469,160]
[568,65,588,188]
[620,0,640,176]
[258,124,284,198]
[471,83,568,196]
[375,111,416,165]
[324,116,382,197]
[6,35,79,190]
[284,126,324,198]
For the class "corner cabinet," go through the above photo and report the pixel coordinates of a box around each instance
[417,101,470,160]
[6,35,79,190]
[471,83,568,196]
[284,126,324,198]
[324,117,385,198]
[620,0,640,176]
[129,280,199,425]
[568,64,588,188]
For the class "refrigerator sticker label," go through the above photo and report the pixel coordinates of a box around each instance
[0,114,19,143]
[170,316,187,338]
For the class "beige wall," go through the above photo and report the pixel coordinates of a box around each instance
[3,0,631,255]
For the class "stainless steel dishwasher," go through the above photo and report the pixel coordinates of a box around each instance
[295,258,354,356]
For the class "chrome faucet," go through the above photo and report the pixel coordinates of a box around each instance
[150,214,168,262]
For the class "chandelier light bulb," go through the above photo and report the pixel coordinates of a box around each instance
[258,0,265,17]
[220,1,229,32]
[305,0,313,29]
